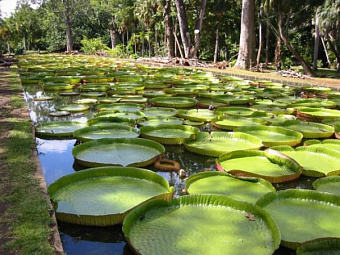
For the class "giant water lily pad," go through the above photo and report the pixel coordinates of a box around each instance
[186,172,275,203]
[216,149,302,183]
[212,116,265,130]
[35,121,87,137]
[312,176,340,196]
[48,167,174,226]
[177,109,216,122]
[123,194,280,255]
[236,126,303,147]
[73,138,165,167]
[143,107,178,118]
[297,239,340,255]
[272,120,334,138]
[140,125,199,145]
[97,103,143,112]
[307,139,340,152]
[150,96,197,108]
[256,189,340,249]
[137,117,183,127]
[95,111,145,121]
[59,104,90,112]
[73,124,139,142]
[272,146,340,177]
[184,132,263,157]
[215,106,259,117]
[296,107,340,121]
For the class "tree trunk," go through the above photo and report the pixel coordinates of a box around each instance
[163,0,174,59]
[256,8,263,68]
[321,36,331,67]
[274,34,281,70]
[148,27,151,58]
[175,0,190,58]
[141,29,144,56]
[65,10,73,52]
[278,13,315,76]
[312,14,320,72]
[265,17,270,67]
[23,33,26,54]
[213,24,219,64]
[190,0,207,58]
[234,0,256,69]
[328,38,340,72]
[155,27,158,56]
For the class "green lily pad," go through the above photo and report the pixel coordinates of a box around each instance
[43,82,75,91]
[49,111,71,117]
[186,171,275,203]
[296,107,340,121]
[212,116,265,130]
[150,96,197,108]
[72,138,165,167]
[177,109,216,122]
[97,103,143,112]
[33,96,53,101]
[137,117,183,127]
[48,167,174,226]
[123,194,280,255]
[216,149,302,183]
[73,123,139,142]
[140,125,199,145]
[143,107,178,118]
[256,189,340,249]
[271,146,340,177]
[313,176,340,196]
[236,125,303,147]
[184,132,263,157]
[215,106,259,117]
[297,239,340,255]
[59,104,90,113]
[95,111,145,121]
[214,95,254,105]
[272,120,334,139]
[35,121,87,137]
[98,98,121,104]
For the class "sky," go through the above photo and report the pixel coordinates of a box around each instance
[0,0,18,18]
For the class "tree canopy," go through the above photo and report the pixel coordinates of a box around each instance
[0,0,339,74]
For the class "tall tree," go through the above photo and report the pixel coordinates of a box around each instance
[234,0,256,69]
[318,0,340,72]
[163,0,174,59]
[175,0,207,59]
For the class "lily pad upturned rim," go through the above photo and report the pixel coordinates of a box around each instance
[185,171,275,202]
[256,189,340,249]
[73,123,139,142]
[35,121,87,137]
[150,96,197,108]
[140,124,199,145]
[58,104,90,112]
[72,137,165,167]
[296,107,340,120]
[211,115,265,130]
[48,166,174,226]
[235,125,303,147]
[271,146,340,177]
[216,149,302,183]
[312,176,340,194]
[184,131,263,157]
[272,120,334,139]
[296,238,340,255]
[123,194,281,255]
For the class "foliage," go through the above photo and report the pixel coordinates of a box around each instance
[80,36,109,54]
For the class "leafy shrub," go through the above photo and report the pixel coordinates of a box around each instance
[81,36,109,55]
[107,44,125,58]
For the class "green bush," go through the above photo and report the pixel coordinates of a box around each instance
[107,44,126,58]
[81,36,109,55]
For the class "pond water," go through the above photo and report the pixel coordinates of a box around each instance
[21,62,324,255]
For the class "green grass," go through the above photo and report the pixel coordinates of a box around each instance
[0,69,56,254]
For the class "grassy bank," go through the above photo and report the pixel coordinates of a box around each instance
[0,69,57,254]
